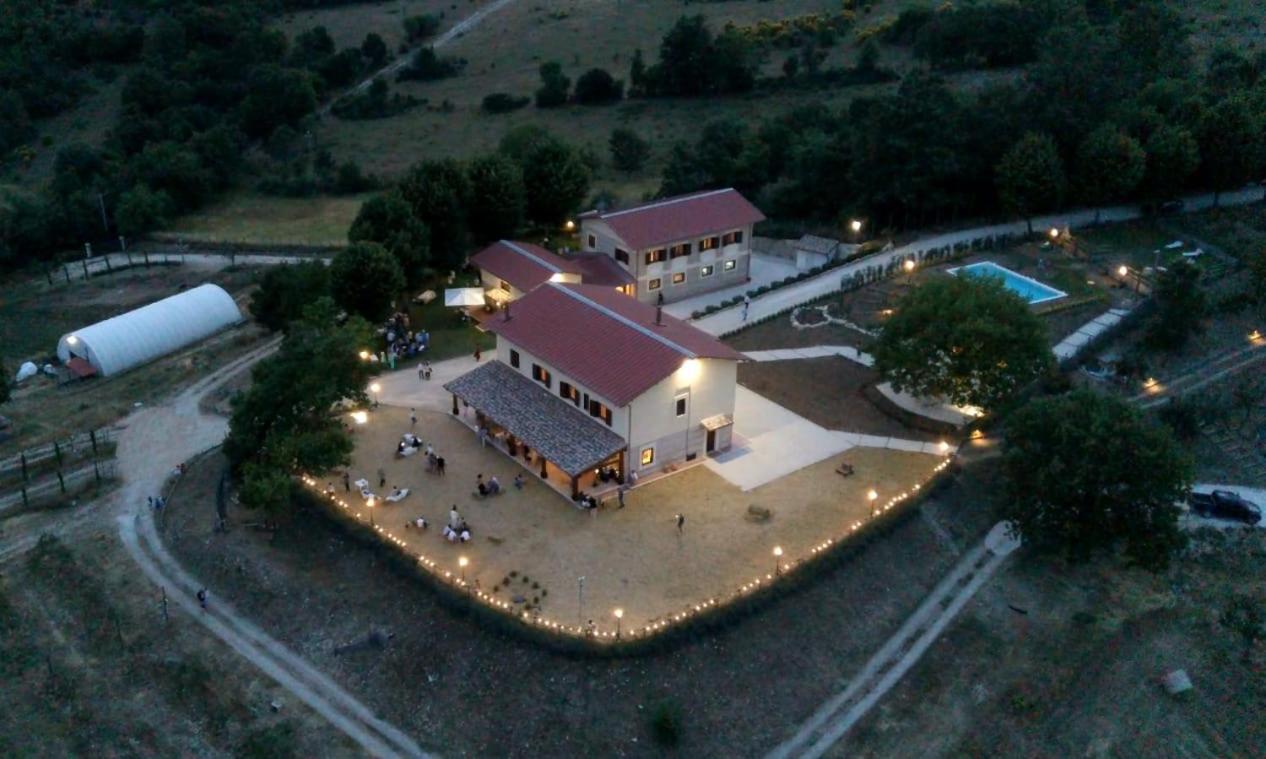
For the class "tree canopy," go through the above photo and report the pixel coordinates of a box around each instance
[1001,390,1190,571]
[348,190,430,287]
[465,154,526,244]
[329,242,405,323]
[609,128,651,173]
[1075,125,1146,208]
[399,159,471,271]
[1146,260,1206,351]
[250,261,332,333]
[996,132,1065,234]
[871,276,1054,411]
[225,298,374,519]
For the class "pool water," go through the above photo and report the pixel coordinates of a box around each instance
[948,262,1067,305]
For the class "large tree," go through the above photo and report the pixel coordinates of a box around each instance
[996,131,1065,235]
[1075,125,1146,213]
[1197,94,1266,203]
[347,190,430,287]
[871,276,1054,411]
[520,138,590,226]
[1141,125,1200,200]
[609,128,650,173]
[329,242,405,323]
[465,153,526,243]
[250,260,332,333]
[1146,260,1206,351]
[399,159,470,271]
[1001,390,1190,571]
[225,299,374,519]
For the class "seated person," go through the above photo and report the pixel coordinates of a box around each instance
[513,474,526,490]
[405,516,428,530]
[487,476,501,494]
[476,481,488,497]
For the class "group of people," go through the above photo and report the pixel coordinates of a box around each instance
[444,505,472,542]
[475,473,501,497]
[380,312,431,369]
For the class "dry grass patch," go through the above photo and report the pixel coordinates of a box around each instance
[161,192,369,246]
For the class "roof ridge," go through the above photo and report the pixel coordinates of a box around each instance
[596,188,735,220]
[548,283,696,359]
[501,240,562,273]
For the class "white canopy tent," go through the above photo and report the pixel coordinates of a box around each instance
[444,287,486,307]
[57,284,244,377]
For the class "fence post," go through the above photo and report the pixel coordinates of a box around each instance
[21,486,28,509]
[81,259,89,279]
[44,267,53,285]
[93,460,101,484]
[63,265,71,283]
[53,441,62,467]
[144,250,150,267]
[57,470,66,494]
[20,452,27,482]
[90,429,98,457]
[104,255,112,273]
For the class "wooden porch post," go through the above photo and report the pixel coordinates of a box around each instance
[570,474,579,498]
[539,456,548,479]
[451,393,459,415]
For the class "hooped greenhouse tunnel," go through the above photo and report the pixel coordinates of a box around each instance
[56,284,244,377]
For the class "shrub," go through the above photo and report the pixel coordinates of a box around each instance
[608,128,650,172]
[403,14,441,41]
[649,700,683,747]
[535,61,570,108]
[397,47,465,82]
[574,68,624,105]
[481,92,530,114]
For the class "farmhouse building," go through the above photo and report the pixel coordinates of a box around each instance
[469,240,634,310]
[578,188,765,305]
[444,282,745,497]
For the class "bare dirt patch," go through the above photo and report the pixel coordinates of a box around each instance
[738,356,940,442]
[164,446,998,756]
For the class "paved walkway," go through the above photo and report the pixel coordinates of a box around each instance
[743,344,873,367]
[1052,307,1132,361]
[706,387,949,491]
[769,521,1021,758]
[693,187,1265,337]
[663,253,799,319]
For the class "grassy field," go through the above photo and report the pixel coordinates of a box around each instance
[848,529,1266,756]
[0,264,267,454]
[0,533,350,757]
[160,192,369,247]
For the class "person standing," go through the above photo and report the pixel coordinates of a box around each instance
[343,471,350,492]
[418,365,425,382]
[742,295,751,321]
[377,468,386,488]
[424,361,432,380]
[676,513,685,533]
[410,409,418,428]
[196,588,208,610]
[617,485,626,509]
[474,346,482,362]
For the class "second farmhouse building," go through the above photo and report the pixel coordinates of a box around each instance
[444,282,746,497]
[579,188,765,305]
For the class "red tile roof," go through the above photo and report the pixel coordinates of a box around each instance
[487,283,746,406]
[469,241,635,292]
[579,188,765,251]
[469,241,562,293]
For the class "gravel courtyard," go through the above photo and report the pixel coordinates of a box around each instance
[338,407,946,631]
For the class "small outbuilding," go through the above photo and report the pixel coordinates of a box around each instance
[56,284,244,377]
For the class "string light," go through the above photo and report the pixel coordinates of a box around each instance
[300,455,956,642]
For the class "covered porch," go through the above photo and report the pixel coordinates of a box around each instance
[444,361,628,501]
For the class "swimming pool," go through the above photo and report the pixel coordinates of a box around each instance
[948,262,1067,305]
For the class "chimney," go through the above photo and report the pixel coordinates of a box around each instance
[655,305,663,326]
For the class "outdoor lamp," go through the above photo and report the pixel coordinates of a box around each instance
[358,350,370,360]
[351,411,368,425]
[903,259,916,273]
[1049,227,1060,239]
[1117,265,1128,278]
[564,220,576,232]
[614,607,624,636]
[850,219,863,233]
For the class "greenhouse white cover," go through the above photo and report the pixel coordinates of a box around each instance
[57,284,244,377]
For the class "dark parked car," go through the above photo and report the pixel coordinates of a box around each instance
[1187,490,1262,525]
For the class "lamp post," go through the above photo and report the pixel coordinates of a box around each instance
[358,350,370,361]
[577,576,586,626]
[458,555,468,584]
[850,218,863,243]
[367,496,376,526]
[369,382,381,406]
[614,607,624,637]
[903,258,916,284]
[868,488,879,519]
[773,545,783,575]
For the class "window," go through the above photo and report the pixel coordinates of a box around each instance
[560,381,579,405]
[723,259,737,272]
[509,349,520,369]
[645,248,667,265]
[499,279,512,292]
[722,230,743,246]
[587,234,597,249]
[700,265,714,278]
[699,236,720,251]
[669,242,691,259]
[640,446,655,467]
[589,399,612,426]
[532,363,551,388]
[675,394,688,417]
[672,272,686,285]
[615,248,629,264]
[647,278,662,291]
